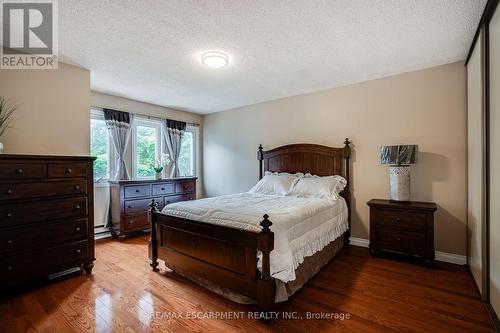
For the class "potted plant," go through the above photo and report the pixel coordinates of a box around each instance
[153,161,163,180]
[0,97,19,154]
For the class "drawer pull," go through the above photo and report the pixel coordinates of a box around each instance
[166,200,170,204]
[183,185,188,189]
[74,204,81,210]
[65,168,72,174]
[129,220,134,224]
[73,185,80,192]
[75,227,81,232]
[6,265,13,271]
[396,237,401,241]
[6,189,13,195]
[188,197,193,200]
[395,217,401,223]
[6,212,12,218]
[161,187,165,191]
[128,205,132,208]
[15,168,23,175]
[7,239,13,245]
[135,189,140,193]
[75,249,81,254]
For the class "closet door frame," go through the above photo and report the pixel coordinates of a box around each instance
[466,0,500,329]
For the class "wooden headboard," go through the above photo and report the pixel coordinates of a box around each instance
[257,139,352,240]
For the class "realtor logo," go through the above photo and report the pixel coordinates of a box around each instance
[1,0,58,69]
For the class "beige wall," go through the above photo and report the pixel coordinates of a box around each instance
[91,92,202,124]
[0,62,91,155]
[489,6,500,316]
[467,28,485,293]
[203,62,467,255]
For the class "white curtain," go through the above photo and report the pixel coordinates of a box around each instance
[162,119,186,178]
[104,109,134,180]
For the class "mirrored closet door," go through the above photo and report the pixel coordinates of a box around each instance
[489,2,500,318]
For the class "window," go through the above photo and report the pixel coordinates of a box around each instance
[131,118,199,179]
[178,125,198,177]
[90,109,115,181]
[132,118,161,179]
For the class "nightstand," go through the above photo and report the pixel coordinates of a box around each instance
[367,199,437,264]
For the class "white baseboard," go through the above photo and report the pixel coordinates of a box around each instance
[434,251,467,265]
[348,237,466,265]
[349,237,370,248]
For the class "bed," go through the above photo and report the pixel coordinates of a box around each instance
[148,140,351,310]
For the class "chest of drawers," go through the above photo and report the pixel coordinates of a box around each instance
[109,178,197,240]
[0,155,95,289]
[367,199,437,264]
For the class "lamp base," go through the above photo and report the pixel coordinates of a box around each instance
[389,165,411,202]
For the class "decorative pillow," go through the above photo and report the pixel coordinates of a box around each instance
[265,171,305,177]
[287,175,347,200]
[249,174,301,196]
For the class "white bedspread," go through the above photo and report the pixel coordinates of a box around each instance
[160,193,348,282]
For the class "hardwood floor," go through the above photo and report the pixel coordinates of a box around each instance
[0,235,495,333]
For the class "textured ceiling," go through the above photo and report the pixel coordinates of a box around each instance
[59,0,486,114]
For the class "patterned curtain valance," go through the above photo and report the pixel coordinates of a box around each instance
[103,108,131,127]
[166,119,186,132]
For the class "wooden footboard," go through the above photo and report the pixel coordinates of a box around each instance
[148,200,276,310]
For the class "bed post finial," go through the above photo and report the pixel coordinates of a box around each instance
[342,138,351,245]
[149,199,159,272]
[257,214,275,310]
[258,144,264,180]
[260,214,272,233]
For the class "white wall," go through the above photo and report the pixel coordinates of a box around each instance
[203,62,467,255]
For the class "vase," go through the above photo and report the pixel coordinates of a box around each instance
[0,142,3,154]
[155,172,162,180]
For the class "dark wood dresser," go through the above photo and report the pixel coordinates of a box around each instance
[109,177,197,239]
[0,155,96,288]
[367,199,437,264]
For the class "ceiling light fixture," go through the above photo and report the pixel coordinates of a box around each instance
[201,51,229,69]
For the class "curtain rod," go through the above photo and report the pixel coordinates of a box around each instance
[91,105,201,127]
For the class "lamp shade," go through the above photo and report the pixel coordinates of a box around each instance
[380,145,418,165]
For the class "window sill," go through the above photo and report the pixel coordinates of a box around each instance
[94,181,110,188]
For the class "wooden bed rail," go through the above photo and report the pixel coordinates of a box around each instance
[148,199,276,310]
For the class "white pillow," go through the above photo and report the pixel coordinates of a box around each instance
[249,174,301,196]
[265,171,305,177]
[287,175,347,200]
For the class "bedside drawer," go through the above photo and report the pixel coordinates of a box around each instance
[125,197,163,214]
[373,209,426,232]
[0,218,88,254]
[0,179,87,200]
[376,229,425,255]
[124,185,151,198]
[124,213,149,231]
[0,163,44,180]
[48,163,87,178]
[0,197,87,226]
[176,181,195,194]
